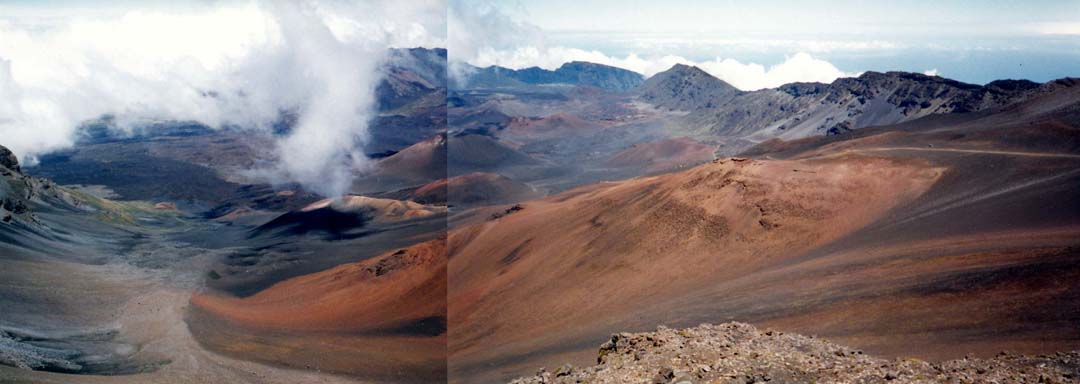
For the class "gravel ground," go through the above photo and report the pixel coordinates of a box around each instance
[510,322,1080,384]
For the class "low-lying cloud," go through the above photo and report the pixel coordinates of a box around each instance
[447,0,543,87]
[468,47,857,90]
[448,0,857,91]
[0,0,445,198]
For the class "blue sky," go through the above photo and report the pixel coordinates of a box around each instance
[516,0,1079,35]
[452,0,1080,86]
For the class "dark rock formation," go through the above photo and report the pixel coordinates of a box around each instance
[0,144,19,172]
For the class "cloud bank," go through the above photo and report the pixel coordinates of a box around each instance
[447,0,544,87]
[0,0,445,198]
[468,47,857,90]
[448,0,856,91]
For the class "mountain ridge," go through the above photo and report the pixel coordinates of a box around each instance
[454,59,1077,156]
[634,63,1077,152]
[459,61,645,91]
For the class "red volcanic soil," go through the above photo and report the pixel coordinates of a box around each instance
[299,195,444,223]
[377,133,448,182]
[501,112,603,140]
[376,133,539,186]
[448,155,944,382]
[194,238,445,333]
[607,137,715,172]
[191,238,447,382]
[412,172,540,206]
[447,86,1080,382]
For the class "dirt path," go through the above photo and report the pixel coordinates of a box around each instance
[858,146,1080,158]
[0,228,367,384]
[802,146,1080,160]
[1,288,362,384]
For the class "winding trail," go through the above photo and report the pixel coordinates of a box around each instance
[795,145,1080,161]
[855,146,1080,159]
[0,229,364,384]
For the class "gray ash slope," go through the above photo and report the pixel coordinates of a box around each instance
[0,143,190,375]
[511,323,1080,384]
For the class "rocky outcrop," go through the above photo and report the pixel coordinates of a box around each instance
[0,144,31,223]
[0,144,91,225]
[0,144,19,173]
[511,322,1080,384]
[411,172,539,206]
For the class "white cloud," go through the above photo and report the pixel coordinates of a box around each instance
[1031,22,1080,35]
[695,53,857,90]
[923,68,939,76]
[0,0,445,197]
[448,0,857,91]
[605,35,901,54]
[465,46,856,91]
[447,0,544,86]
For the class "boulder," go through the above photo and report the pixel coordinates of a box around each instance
[0,144,19,172]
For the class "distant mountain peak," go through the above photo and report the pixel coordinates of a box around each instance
[637,63,741,111]
[648,64,739,92]
[668,63,701,72]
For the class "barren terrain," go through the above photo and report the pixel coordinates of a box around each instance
[446,81,1080,382]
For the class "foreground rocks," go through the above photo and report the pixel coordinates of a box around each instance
[510,323,1079,384]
